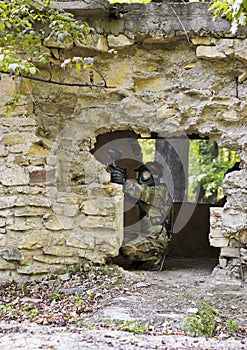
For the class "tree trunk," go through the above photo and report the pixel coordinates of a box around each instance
[155,137,189,202]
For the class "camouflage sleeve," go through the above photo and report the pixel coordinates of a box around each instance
[148,184,172,221]
[123,179,142,202]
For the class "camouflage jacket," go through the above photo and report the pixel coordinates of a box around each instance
[124,179,172,237]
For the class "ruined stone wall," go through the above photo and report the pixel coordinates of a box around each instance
[0,1,246,280]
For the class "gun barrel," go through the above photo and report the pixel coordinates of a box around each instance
[108,149,123,161]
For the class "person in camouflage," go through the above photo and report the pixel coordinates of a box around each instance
[110,160,172,271]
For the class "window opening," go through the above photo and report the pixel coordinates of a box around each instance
[188,140,241,203]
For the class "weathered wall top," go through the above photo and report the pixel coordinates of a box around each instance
[56,1,245,38]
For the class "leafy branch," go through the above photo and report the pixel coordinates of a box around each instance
[0,0,94,76]
[209,0,247,34]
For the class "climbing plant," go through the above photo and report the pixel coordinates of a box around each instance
[0,0,94,76]
[209,0,247,34]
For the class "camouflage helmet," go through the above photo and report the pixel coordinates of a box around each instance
[145,161,163,179]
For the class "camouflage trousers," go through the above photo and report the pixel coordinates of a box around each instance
[121,234,169,265]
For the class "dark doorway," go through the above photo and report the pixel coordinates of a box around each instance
[92,131,239,269]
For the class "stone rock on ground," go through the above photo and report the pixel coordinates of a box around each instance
[0,257,246,349]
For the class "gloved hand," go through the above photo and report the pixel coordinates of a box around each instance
[110,166,127,185]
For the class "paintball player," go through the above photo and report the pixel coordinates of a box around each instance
[110,153,173,271]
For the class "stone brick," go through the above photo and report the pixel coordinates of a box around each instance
[0,167,29,186]
[221,110,239,122]
[8,221,36,231]
[80,216,115,229]
[14,207,45,217]
[96,35,109,51]
[240,230,247,245]
[27,144,49,157]
[191,36,216,46]
[56,193,81,204]
[53,204,78,217]
[0,209,12,217]
[0,258,16,270]
[238,71,247,83]
[0,118,36,128]
[209,237,229,247]
[43,214,74,230]
[219,258,227,268]
[234,38,247,63]
[135,77,173,93]
[33,255,79,265]
[209,229,224,238]
[210,208,223,217]
[18,231,49,249]
[66,233,95,250]
[196,46,226,59]
[107,34,134,48]
[29,157,46,166]
[0,75,16,102]
[29,169,56,184]
[3,133,27,145]
[222,209,247,231]
[220,247,240,258]
[43,246,75,257]
[9,144,30,154]
[13,155,29,166]
[2,248,22,261]
[80,199,115,216]
[82,250,105,264]
[0,196,16,209]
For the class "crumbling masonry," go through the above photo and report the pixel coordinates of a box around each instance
[0,1,246,281]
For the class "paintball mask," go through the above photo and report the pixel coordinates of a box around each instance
[135,162,163,186]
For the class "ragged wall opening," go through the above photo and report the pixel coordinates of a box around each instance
[92,130,242,270]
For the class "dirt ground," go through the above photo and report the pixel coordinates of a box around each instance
[0,257,246,350]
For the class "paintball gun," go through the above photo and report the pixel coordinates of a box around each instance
[108,149,127,185]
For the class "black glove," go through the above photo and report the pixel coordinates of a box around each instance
[110,165,127,185]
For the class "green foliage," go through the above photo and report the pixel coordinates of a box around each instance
[182,300,219,337]
[5,93,21,115]
[209,0,247,34]
[188,140,240,202]
[227,318,240,334]
[105,316,149,334]
[73,295,84,306]
[138,139,155,163]
[50,292,61,300]
[0,303,15,317]
[0,0,93,75]
[22,303,38,319]
[119,320,149,334]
